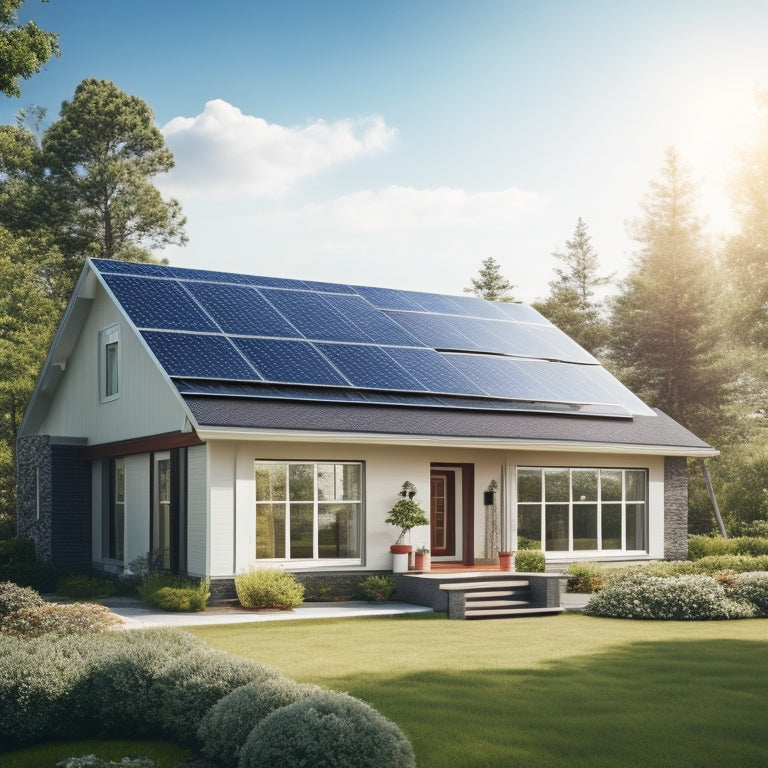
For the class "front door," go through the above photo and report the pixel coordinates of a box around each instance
[430,469,456,557]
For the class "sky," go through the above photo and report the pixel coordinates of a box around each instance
[6,0,768,302]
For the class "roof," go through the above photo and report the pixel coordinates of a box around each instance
[22,258,717,456]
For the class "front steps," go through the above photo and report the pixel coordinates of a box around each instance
[395,572,566,620]
[440,577,565,620]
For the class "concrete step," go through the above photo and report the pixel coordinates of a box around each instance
[465,606,565,619]
[464,590,524,600]
[464,598,533,609]
[440,579,530,591]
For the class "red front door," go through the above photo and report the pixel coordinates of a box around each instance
[430,469,456,557]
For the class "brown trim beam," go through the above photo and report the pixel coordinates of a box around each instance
[80,431,204,460]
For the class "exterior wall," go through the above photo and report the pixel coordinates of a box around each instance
[17,435,90,570]
[38,282,188,444]
[664,456,689,559]
[186,443,209,577]
[204,437,667,577]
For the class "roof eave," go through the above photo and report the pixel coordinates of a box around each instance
[193,425,719,457]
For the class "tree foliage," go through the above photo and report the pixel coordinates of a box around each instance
[533,217,611,356]
[0,0,59,98]
[464,256,516,302]
[608,147,733,443]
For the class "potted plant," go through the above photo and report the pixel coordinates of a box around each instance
[414,546,431,572]
[385,481,429,571]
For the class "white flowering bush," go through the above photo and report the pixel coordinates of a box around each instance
[584,574,758,620]
[727,571,768,616]
[56,757,157,768]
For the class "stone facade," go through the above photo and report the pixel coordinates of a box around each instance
[664,456,689,560]
[16,435,53,562]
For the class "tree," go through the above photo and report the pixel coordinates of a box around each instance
[724,90,768,349]
[42,78,187,268]
[0,0,59,98]
[608,147,732,443]
[464,256,516,302]
[533,217,611,356]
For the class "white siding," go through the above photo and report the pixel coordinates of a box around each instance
[209,443,236,576]
[124,454,150,564]
[186,443,209,577]
[39,283,188,443]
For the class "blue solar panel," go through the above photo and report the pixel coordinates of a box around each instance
[383,311,483,351]
[406,291,473,315]
[444,354,555,400]
[324,295,423,346]
[353,285,426,311]
[438,293,511,320]
[260,289,371,342]
[91,259,174,278]
[103,275,219,332]
[383,347,486,395]
[233,338,349,386]
[492,302,549,323]
[182,281,302,338]
[315,343,427,391]
[142,332,257,380]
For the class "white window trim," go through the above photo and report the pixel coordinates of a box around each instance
[99,324,120,403]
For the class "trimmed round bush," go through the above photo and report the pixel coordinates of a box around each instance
[238,690,416,768]
[566,563,605,593]
[0,601,122,637]
[235,568,305,609]
[514,549,545,572]
[152,646,283,745]
[359,575,396,602]
[0,580,44,617]
[729,571,768,615]
[199,677,322,767]
[137,573,210,612]
[584,574,757,620]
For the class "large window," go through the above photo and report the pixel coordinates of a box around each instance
[255,462,362,560]
[106,457,125,561]
[517,467,647,553]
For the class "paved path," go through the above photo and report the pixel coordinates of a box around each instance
[103,596,433,629]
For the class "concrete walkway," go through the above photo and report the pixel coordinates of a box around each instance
[102,596,433,629]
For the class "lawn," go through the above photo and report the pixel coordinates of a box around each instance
[190,612,768,768]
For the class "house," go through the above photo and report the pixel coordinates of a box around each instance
[17,258,716,590]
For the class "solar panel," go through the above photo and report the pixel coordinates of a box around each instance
[92,258,174,277]
[182,281,302,338]
[142,331,257,380]
[353,285,426,312]
[314,343,427,391]
[383,311,484,351]
[383,347,486,395]
[103,275,219,332]
[233,338,349,386]
[324,295,423,346]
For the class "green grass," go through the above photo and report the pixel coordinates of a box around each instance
[0,739,194,768]
[190,613,768,768]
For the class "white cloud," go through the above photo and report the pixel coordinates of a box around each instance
[160,99,396,198]
[280,185,539,230]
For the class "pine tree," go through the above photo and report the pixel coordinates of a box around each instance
[533,217,611,356]
[608,147,731,443]
[464,257,516,302]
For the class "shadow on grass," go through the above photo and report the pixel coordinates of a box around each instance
[332,639,768,768]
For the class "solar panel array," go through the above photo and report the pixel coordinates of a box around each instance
[92,259,654,417]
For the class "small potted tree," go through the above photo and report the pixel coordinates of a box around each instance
[385,481,430,572]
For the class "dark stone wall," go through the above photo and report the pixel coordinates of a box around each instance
[664,456,689,560]
[17,435,90,570]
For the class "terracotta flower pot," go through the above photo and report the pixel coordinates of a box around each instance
[414,552,431,571]
[390,544,413,554]
[498,551,515,571]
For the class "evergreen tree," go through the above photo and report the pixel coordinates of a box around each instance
[533,217,611,356]
[608,147,732,443]
[464,256,516,302]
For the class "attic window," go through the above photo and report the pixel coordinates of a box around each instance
[99,325,120,402]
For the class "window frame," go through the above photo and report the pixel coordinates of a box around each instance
[99,324,121,403]
[516,466,648,555]
[254,460,364,563]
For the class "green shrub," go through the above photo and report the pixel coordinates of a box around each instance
[514,549,545,572]
[56,758,157,768]
[688,534,768,560]
[0,580,45,617]
[56,574,115,600]
[584,574,757,620]
[517,537,540,550]
[566,563,606,593]
[0,511,15,539]
[728,572,768,616]
[0,602,121,637]
[152,647,282,745]
[359,574,396,602]
[137,573,210,612]
[198,677,322,767]
[235,568,304,609]
[0,539,58,588]
[238,690,416,768]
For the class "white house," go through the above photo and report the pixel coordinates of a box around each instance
[17,258,716,590]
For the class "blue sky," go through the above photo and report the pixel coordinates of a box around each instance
[6,0,768,300]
